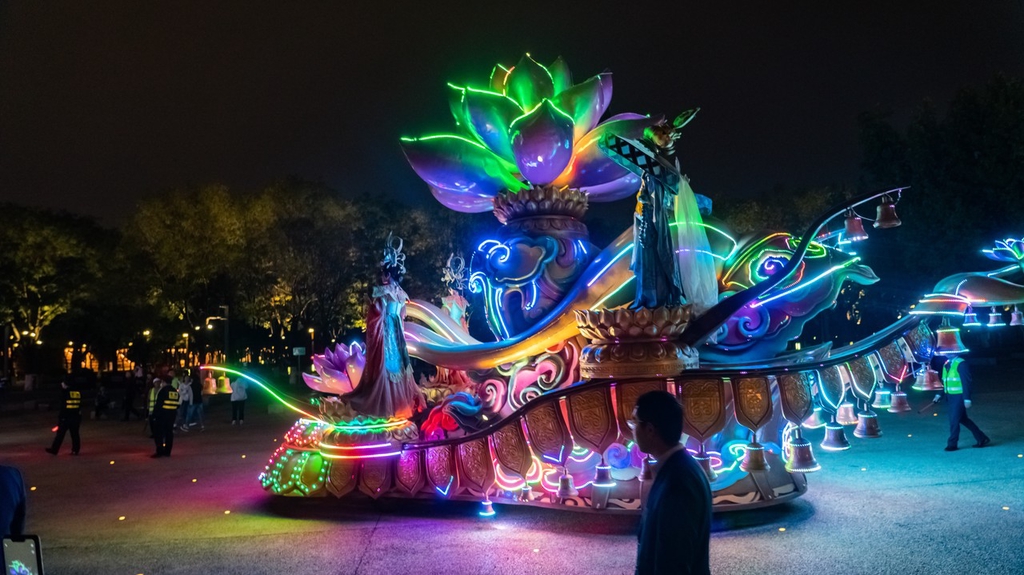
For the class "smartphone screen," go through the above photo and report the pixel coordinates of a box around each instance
[2,536,43,575]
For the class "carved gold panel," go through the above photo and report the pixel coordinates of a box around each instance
[425,445,457,497]
[732,376,773,432]
[846,356,876,402]
[457,437,495,493]
[491,419,532,478]
[678,378,727,441]
[325,458,358,498]
[877,342,908,383]
[395,449,424,495]
[358,457,393,499]
[817,366,846,410]
[523,401,570,466]
[566,387,616,454]
[777,372,814,424]
[615,380,667,437]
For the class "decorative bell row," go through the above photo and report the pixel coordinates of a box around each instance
[843,196,902,242]
[935,318,969,355]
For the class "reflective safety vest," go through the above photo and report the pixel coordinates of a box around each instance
[65,390,81,410]
[160,390,180,411]
[942,357,964,394]
[148,387,158,413]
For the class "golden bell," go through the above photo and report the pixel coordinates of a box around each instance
[963,306,981,327]
[873,196,901,229]
[935,326,970,355]
[1010,306,1024,326]
[694,445,717,482]
[853,411,882,438]
[556,470,578,499]
[821,419,851,451]
[836,401,858,426]
[911,366,930,391]
[740,442,770,472]
[479,499,496,517]
[888,390,912,413]
[786,430,821,473]
[802,406,828,429]
[593,461,616,488]
[844,210,869,242]
[925,369,943,390]
[639,456,655,482]
[871,389,892,410]
[987,307,1006,328]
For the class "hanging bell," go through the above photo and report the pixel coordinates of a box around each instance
[1010,306,1024,326]
[888,389,912,413]
[871,389,892,410]
[639,456,654,482]
[911,366,930,391]
[963,305,980,327]
[844,209,869,242]
[694,445,717,482]
[519,484,532,502]
[802,405,828,430]
[925,368,944,390]
[873,195,901,229]
[479,498,496,517]
[836,401,859,426]
[935,322,970,355]
[820,417,851,451]
[556,469,578,499]
[987,307,1006,328]
[854,411,882,438]
[593,460,616,488]
[785,429,820,473]
[740,441,770,472]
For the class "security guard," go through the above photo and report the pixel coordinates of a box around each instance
[46,377,83,455]
[152,378,180,458]
[934,355,991,451]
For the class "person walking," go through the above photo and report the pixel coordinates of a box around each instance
[176,373,193,431]
[629,390,712,575]
[46,377,83,455]
[122,370,140,421]
[934,354,991,451]
[0,465,27,536]
[185,371,205,431]
[152,378,179,458]
[230,377,247,425]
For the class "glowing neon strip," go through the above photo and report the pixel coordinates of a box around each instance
[435,476,454,496]
[322,450,401,460]
[590,276,634,310]
[587,243,633,287]
[751,257,861,308]
[319,442,392,451]
[202,366,327,425]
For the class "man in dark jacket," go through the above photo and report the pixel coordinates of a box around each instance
[45,377,83,455]
[630,390,712,575]
[0,464,27,536]
[935,355,990,451]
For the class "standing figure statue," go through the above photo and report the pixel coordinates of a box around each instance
[632,172,684,309]
[343,233,425,419]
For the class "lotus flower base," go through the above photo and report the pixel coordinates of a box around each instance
[493,186,589,224]
[575,306,698,379]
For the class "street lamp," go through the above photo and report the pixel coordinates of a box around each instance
[204,305,230,364]
[308,327,315,353]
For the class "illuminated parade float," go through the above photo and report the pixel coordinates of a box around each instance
[238,55,962,514]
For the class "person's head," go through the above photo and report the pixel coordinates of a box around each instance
[154,378,165,387]
[630,390,684,456]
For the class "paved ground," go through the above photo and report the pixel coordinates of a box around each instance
[2,363,1023,575]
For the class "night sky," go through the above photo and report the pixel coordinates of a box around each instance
[2,2,1023,226]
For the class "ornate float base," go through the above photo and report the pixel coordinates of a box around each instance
[575,306,698,379]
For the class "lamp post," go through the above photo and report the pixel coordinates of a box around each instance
[308,327,315,355]
[205,305,231,365]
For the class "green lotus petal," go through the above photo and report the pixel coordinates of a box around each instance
[505,54,554,110]
[489,64,511,93]
[463,88,522,163]
[447,84,471,131]
[401,135,526,202]
[552,72,612,143]
[549,56,572,95]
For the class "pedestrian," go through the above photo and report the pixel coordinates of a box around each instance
[46,377,83,456]
[93,383,111,420]
[230,377,247,425]
[0,464,27,536]
[123,370,140,421]
[168,369,181,390]
[185,371,205,431]
[152,378,179,457]
[176,372,193,431]
[934,354,991,451]
[145,374,158,437]
[629,390,712,575]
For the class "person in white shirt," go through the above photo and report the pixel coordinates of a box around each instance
[230,378,247,425]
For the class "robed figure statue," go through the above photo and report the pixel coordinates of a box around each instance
[631,172,684,309]
[342,233,425,419]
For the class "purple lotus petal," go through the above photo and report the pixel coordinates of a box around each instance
[509,100,574,185]
[579,172,644,202]
[401,135,526,206]
[552,72,612,143]
[490,64,511,93]
[345,343,365,390]
[505,54,554,110]
[549,56,572,95]
[302,373,333,394]
[429,185,495,213]
[553,113,660,188]
[447,85,473,133]
[463,89,523,163]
